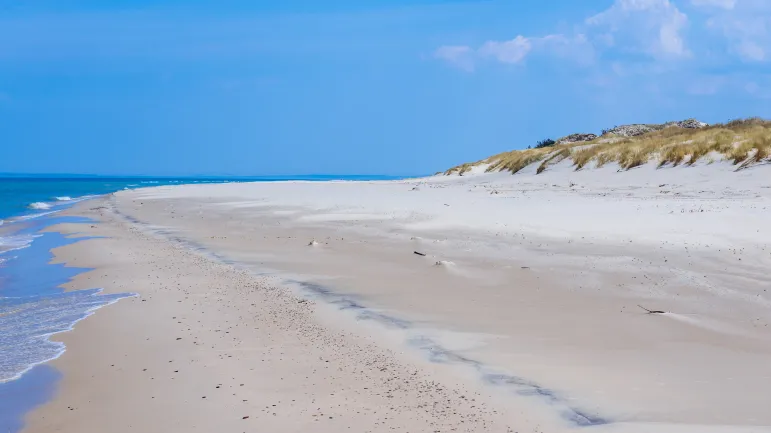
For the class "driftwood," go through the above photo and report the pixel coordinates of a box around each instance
[638,305,666,314]
[413,251,426,256]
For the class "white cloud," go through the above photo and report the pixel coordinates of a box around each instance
[440,33,594,69]
[433,45,475,71]
[478,36,532,64]
[691,0,737,9]
[705,9,770,62]
[430,0,771,104]
[736,39,766,61]
[434,0,692,72]
[535,33,596,63]
[587,0,690,58]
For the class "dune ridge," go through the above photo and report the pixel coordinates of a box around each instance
[445,117,771,176]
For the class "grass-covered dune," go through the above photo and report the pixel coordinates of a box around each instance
[445,118,771,176]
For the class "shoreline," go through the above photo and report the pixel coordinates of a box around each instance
[0,211,132,432]
[9,167,771,432]
[0,208,134,432]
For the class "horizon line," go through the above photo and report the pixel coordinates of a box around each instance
[0,172,425,179]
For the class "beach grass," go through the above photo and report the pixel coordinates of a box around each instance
[445,117,771,175]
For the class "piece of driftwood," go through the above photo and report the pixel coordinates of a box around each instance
[638,305,666,314]
[413,251,426,256]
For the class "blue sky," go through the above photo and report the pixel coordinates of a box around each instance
[1,0,769,176]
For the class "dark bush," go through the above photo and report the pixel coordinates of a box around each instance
[601,126,618,136]
[535,138,556,148]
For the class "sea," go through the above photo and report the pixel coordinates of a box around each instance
[0,174,405,432]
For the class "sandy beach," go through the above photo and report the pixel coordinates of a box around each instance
[6,0,771,430]
[22,161,771,433]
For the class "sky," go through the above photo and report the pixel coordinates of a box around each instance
[1,0,770,176]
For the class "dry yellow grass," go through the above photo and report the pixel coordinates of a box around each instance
[486,147,552,174]
[445,145,565,176]
[536,148,571,174]
[444,118,771,175]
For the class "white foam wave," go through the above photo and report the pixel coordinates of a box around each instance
[0,289,134,383]
[10,195,95,223]
[12,210,60,222]
[28,202,51,210]
[0,234,39,254]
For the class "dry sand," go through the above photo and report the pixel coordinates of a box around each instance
[24,161,771,433]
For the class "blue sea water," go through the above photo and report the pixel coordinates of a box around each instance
[0,174,408,432]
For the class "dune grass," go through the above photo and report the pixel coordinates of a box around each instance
[486,147,554,174]
[536,148,572,174]
[444,117,771,175]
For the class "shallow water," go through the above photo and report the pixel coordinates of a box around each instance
[0,288,131,383]
[0,215,132,432]
[0,365,61,433]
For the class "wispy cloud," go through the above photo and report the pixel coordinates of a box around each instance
[434,32,594,71]
[478,36,532,64]
[702,1,771,62]
[433,45,474,71]
[434,0,690,72]
[431,0,771,106]
[586,0,690,59]
[691,0,737,9]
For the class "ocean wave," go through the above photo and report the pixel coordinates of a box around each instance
[28,202,51,210]
[0,289,134,383]
[0,234,39,254]
[17,195,94,219]
[12,210,60,222]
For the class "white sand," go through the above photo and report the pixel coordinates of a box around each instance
[26,161,771,432]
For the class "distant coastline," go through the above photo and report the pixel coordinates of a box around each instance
[0,175,415,223]
[0,173,416,180]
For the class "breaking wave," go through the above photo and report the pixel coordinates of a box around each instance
[0,289,134,383]
[27,202,51,210]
